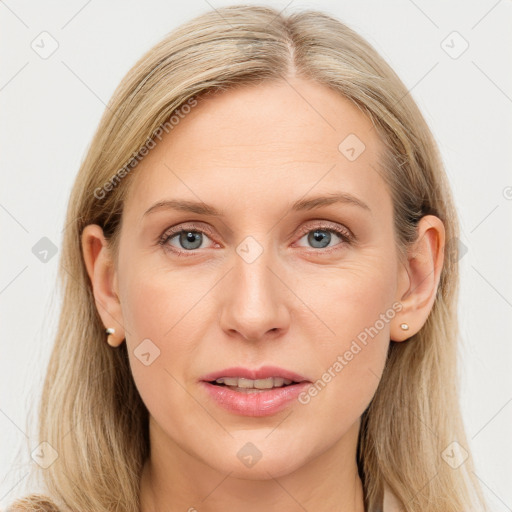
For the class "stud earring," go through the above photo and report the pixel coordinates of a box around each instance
[400,323,409,331]
[105,327,117,347]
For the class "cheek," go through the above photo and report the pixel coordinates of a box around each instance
[293,256,396,418]
[118,256,211,340]
[294,249,397,344]
[117,262,215,416]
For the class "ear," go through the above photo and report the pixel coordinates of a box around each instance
[81,224,125,346]
[391,215,445,342]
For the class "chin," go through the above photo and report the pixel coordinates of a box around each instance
[220,458,302,480]
[201,441,307,480]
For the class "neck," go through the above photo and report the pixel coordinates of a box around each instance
[140,418,365,512]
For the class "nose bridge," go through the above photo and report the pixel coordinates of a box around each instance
[218,234,289,340]
[235,238,275,300]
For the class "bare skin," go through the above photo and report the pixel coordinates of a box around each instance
[82,77,444,512]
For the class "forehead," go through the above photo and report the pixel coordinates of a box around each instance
[124,78,390,221]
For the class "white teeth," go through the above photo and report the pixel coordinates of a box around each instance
[215,377,238,386]
[272,377,284,387]
[239,377,258,389]
[214,377,295,388]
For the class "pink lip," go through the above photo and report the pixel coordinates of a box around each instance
[199,365,309,383]
[199,365,311,417]
[201,381,311,417]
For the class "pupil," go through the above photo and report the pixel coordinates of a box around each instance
[180,231,202,249]
[309,229,330,248]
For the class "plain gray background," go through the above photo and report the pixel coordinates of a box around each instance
[1,0,511,510]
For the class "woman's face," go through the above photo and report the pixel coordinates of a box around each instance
[107,78,413,478]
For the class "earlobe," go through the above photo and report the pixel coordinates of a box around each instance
[391,215,445,342]
[81,224,125,345]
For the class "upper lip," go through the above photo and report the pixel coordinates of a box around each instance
[200,365,310,383]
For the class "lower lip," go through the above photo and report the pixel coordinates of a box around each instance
[201,381,311,417]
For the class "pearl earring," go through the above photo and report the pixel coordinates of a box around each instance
[105,327,117,347]
[400,323,409,331]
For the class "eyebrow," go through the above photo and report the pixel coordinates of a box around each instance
[142,192,371,218]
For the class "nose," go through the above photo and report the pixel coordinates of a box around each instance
[218,241,291,343]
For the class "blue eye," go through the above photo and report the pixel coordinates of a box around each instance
[171,231,206,250]
[299,228,347,249]
[159,228,215,254]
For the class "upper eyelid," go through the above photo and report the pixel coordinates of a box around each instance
[160,222,215,239]
[296,221,351,236]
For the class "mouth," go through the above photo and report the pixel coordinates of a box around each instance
[199,366,311,416]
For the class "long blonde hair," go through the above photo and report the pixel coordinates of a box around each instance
[7,5,488,511]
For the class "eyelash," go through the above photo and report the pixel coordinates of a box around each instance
[157,221,354,257]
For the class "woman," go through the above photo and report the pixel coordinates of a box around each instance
[7,5,488,512]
